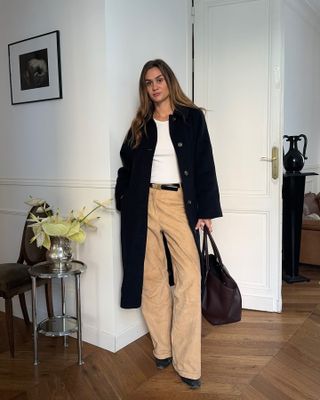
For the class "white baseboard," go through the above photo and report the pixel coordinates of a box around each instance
[81,321,148,353]
[115,322,148,352]
[242,294,281,312]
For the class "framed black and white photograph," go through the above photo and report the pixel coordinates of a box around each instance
[8,30,62,105]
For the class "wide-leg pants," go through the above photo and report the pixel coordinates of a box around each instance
[141,187,202,380]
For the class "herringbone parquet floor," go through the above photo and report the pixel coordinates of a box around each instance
[1,265,320,399]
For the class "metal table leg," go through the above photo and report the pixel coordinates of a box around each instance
[61,277,68,347]
[31,276,39,365]
[75,273,84,365]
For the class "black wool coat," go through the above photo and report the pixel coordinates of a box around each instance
[115,106,222,309]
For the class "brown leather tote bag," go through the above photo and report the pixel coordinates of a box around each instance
[201,226,242,325]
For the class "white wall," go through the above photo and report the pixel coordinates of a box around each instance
[0,0,191,352]
[284,0,320,192]
[0,0,117,350]
[105,0,191,346]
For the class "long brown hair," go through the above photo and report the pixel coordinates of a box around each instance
[129,59,198,147]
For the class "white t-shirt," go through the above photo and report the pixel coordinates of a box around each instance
[150,119,181,184]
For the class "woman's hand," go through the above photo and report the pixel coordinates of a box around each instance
[195,219,212,231]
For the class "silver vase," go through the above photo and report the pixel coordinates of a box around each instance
[46,237,73,269]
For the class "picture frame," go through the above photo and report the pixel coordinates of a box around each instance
[8,30,62,105]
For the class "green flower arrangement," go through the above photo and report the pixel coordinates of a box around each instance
[25,196,111,250]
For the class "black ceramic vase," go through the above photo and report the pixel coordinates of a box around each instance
[283,134,308,173]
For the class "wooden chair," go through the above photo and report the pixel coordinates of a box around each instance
[0,206,53,357]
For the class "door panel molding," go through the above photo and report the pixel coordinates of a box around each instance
[195,0,283,312]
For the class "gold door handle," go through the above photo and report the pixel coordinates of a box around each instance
[260,146,279,179]
[260,156,277,162]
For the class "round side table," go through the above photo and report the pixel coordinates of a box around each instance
[28,260,87,366]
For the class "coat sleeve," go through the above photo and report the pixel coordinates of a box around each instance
[194,111,222,219]
[115,132,133,211]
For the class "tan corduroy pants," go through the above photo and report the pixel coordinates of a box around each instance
[141,187,201,380]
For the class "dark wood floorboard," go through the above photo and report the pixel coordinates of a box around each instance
[1,265,320,399]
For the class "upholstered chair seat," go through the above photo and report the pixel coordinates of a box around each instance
[0,264,31,292]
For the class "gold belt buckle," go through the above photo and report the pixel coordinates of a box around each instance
[151,183,162,190]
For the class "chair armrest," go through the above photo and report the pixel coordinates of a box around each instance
[302,220,320,231]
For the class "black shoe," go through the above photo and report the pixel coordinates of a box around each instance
[155,357,172,369]
[180,376,201,389]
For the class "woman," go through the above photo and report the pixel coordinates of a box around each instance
[115,59,222,388]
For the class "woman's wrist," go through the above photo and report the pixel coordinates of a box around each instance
[195,218,212,231]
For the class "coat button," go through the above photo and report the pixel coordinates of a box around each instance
[187,200,192,205]
[172,116,176,121]
[184,170,189,176]
[177,142,183,147]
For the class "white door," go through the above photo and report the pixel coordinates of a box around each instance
[194,0,283,311]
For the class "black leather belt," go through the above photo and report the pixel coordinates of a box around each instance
[150,183,181,191]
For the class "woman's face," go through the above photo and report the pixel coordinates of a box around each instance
[144,67,170,105]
